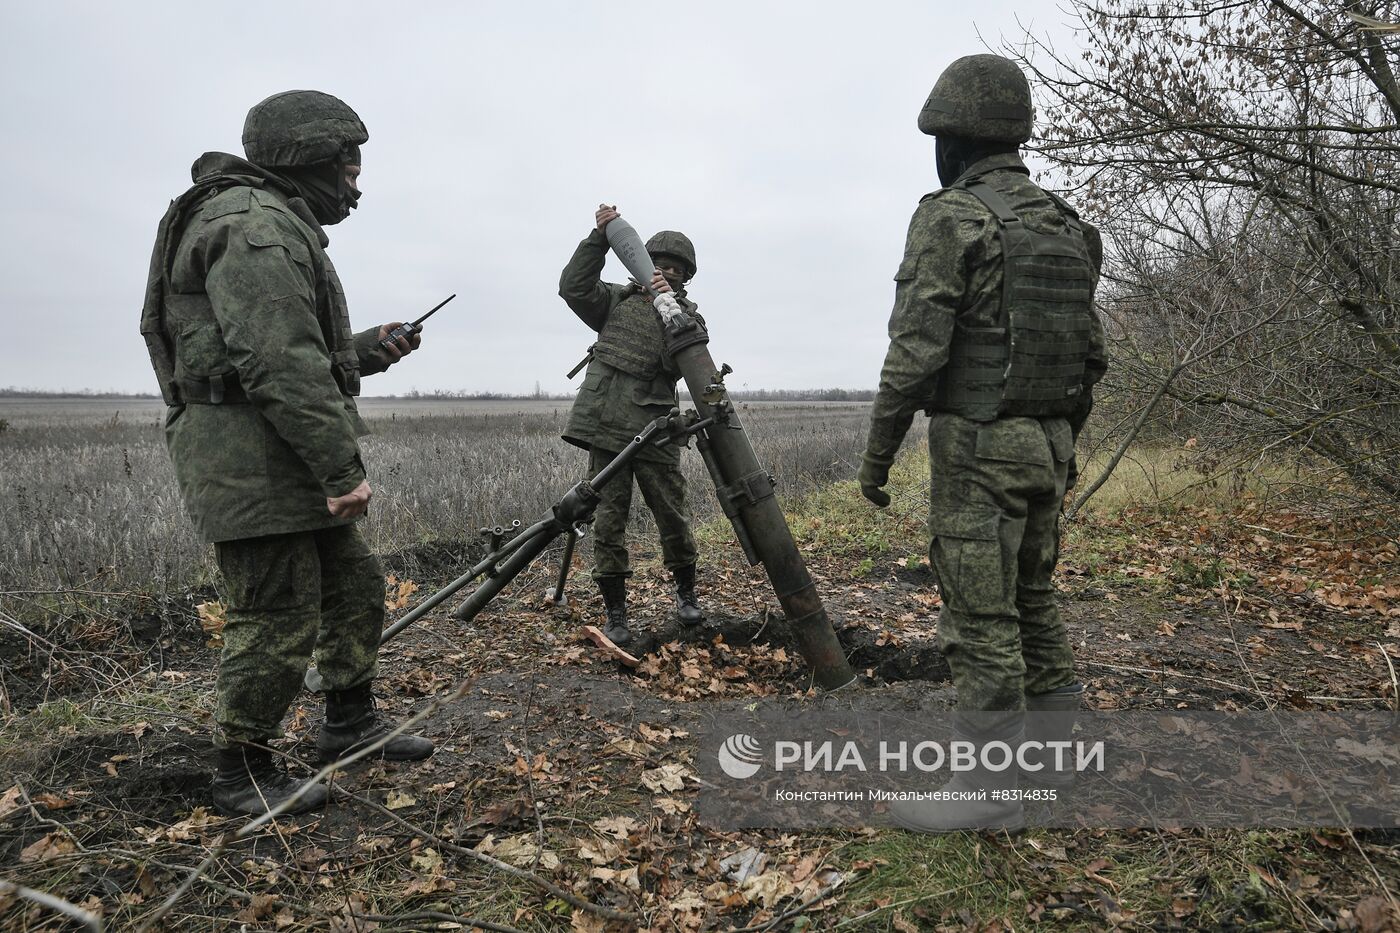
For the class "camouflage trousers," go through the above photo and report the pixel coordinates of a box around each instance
[927,413,1077,713]
[212,524,383,747]
[588,446,698,579]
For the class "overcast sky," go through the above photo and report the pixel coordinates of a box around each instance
[1,2,1079,396]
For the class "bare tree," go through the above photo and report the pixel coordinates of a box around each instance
[1009,1,1400,517]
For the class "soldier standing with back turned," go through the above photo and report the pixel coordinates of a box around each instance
[141,90,434,817]
[859,56,1108,831]
[560,204,707,647]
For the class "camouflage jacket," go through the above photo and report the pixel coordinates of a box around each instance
[865,153,1108,463]
[559,227,703,463]
[146,152,392,543]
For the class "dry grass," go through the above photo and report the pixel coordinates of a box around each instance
[0,398,876,598]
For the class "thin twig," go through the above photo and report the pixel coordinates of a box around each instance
[16,783,86,848]
[1379,643,1399,713]
[0,880,101,932]
[1079,659,1253,694]
[352,910,524,933]
[830,883,979,930]
[1219,590,1399,913]
[336,787,639,924]
[0,589,158,601]
[519,677,546,868]
[134,682,469,933]
[730,875,846,932]
[1219,583,1275,710]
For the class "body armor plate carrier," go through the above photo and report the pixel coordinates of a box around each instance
[934,179,1095,421]
[591,290,693,381]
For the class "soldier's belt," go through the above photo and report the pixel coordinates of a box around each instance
[178,372,250,405]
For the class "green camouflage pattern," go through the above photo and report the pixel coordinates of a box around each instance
[212,525,383,746]
[587,446,697,578]
[926,413,1076,711]
[243,90,368,167]
[591,293,672,380]
[645,230,698,276]
[864,153,1106,464]
[932,177,1097,420]
[865,153,1108,712]
[149,152,392,543]
[918,54,1034,143]
[560,228,704,465]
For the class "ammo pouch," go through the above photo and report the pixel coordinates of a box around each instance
[591,294,666,379]
[935,180,1095,421]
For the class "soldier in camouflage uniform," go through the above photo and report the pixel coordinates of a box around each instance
[140,90,433,817]
[560,204,706,647]
[859,56,1108,831]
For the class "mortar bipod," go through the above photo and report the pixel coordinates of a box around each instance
[304,411,708,691]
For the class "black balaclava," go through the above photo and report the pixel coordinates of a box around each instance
[652,256,690,295]
[936,135,1019,188]
[279,143,361,225]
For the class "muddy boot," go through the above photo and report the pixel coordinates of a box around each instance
[890,716,1025,833]
[213,744,327,817]
[597,576,631,646]
[1021,682,1085,790]
[673,564,705,626]
[317,682,434,764]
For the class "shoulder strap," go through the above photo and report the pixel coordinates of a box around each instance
[962,179,1024,229]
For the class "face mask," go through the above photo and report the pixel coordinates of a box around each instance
[936,136,962,188]
[936,137,1019,188]
[281,159,357,225]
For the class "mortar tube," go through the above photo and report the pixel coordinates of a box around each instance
[694,429,761,565]
[666,322,856,691]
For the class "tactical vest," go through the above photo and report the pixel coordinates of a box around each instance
[140,181,360,405]
[934,178,1095,421]
[591,291,674,381]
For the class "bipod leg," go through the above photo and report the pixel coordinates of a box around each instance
[308,417,685,689]
[549,529,579,605]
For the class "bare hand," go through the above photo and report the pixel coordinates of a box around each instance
[595,203,620,230]
[377,322,421,363]
[649,270,673,294]
[327,478,372,518]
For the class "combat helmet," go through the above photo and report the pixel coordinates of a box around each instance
[243,90,368,167]
[646,231,697,277]
[917,55,1033,143]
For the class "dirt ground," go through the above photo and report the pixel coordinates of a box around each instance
[3,511,1399,931]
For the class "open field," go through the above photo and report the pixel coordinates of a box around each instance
[2,397,1398,931]
[0,398,882,597]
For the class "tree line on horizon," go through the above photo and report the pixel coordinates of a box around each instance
[0,386,878,402]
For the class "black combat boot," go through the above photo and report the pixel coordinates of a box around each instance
[889,714,1025,833]
[1021,682,1085,790]
[316,682,435,764]
[212,743,327,817]
[672,564,704,626]
[597,575,631,646]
